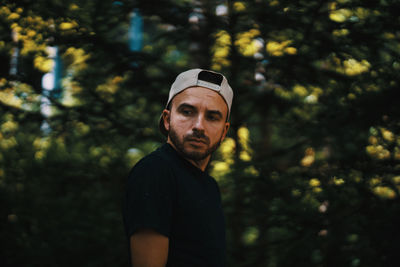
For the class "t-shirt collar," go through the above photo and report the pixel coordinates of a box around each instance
[162,143,208,175]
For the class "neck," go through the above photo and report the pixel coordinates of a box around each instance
[167,140,210,171]
[187,156,210,172]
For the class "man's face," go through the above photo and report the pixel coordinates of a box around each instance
[162,86,230,162]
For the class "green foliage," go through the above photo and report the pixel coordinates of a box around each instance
[1,0,400,266]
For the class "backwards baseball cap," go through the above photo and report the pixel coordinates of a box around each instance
[159,68,234,136]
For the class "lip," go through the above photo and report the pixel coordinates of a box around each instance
[187,138,207,145]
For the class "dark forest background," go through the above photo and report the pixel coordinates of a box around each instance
[1,0,400,266]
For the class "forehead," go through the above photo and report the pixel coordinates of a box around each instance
[172,86,228,112]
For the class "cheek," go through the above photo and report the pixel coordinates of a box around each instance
[175,117,194,129]
[209,124,226,139]
[170,118,189,134]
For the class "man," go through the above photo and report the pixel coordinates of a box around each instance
[123,68,233,267]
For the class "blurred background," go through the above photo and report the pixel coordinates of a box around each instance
[1,0,400,266]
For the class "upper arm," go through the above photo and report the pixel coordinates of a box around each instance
[124,156,175,238]
[123,156,174,266]
[130,229,169,267]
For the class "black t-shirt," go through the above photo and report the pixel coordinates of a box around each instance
[123,143,226,267]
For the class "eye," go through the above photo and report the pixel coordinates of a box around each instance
[207,114,220,121]
[181,108,193,116]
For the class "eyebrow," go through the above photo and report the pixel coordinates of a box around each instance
[177,103,195,110]
[177,103,224,119]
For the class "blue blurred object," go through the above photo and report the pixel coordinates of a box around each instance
[129,9,143,52]
[41,46,62,99]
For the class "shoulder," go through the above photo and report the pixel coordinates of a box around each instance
[132,152,166,172]
[129,146,172,175]
[209,174,222,192]
[127,146,176,187]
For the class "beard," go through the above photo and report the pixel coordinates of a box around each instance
[168,127,223,161]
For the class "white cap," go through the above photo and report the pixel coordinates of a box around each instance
[159,68,233,136]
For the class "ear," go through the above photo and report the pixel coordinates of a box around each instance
[162,109,171,132]
[220,122,230,142]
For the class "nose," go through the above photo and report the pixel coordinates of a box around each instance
[193,114,205,132]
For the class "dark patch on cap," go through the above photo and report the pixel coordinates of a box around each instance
[198,70,223,86]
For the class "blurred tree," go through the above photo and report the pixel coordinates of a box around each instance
[1,0,400,267]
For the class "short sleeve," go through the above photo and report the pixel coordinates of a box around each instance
[123,155,175,238]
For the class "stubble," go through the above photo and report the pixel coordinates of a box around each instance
[168,127,222,161]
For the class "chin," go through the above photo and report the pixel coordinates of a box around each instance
[182,147,209,161]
